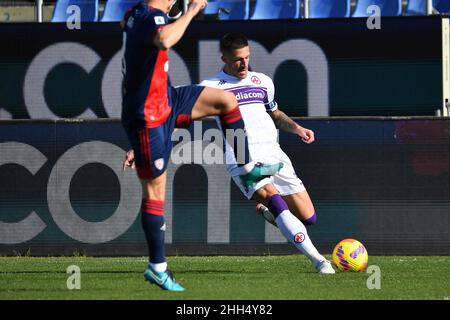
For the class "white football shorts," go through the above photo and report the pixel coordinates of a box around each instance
[230,148,306,200]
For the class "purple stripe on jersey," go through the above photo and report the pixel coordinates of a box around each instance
[239,100,267,106]
[226,87,268,105]
[224,85,265,90]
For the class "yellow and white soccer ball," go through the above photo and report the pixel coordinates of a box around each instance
[332,239,368,272]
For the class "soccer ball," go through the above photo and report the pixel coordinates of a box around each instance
[332,239,368,272]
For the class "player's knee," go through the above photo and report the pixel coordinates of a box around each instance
[140,176,166,200]
[302,212,317,225]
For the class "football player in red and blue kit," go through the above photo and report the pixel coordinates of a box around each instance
[121,0,282,291]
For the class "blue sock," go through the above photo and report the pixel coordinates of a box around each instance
[141,198,166,264]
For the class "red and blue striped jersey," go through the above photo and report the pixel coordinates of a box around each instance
[121,2,171,129]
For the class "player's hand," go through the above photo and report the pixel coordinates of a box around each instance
[123,149,135,171]
[297,127,315,144]
[188,0,208,15]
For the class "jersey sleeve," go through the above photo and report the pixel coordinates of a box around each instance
[264,76,278,112]
[142,10,168,46]
[199,79,218,88]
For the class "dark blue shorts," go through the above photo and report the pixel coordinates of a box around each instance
[124,85,204,179]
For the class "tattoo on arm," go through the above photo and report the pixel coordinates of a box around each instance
[272,110,299,133]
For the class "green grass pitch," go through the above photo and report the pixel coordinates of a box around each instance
[0,255,449,300]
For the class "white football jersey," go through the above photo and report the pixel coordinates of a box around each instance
[200,70,281,173]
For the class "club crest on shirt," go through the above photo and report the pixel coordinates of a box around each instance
[154,16,165,25]
[251,76,261,84]
[154,158,165,171]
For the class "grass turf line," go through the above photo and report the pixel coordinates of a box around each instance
[0,255,449,300]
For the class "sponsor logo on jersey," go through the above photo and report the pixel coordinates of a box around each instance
[218,80,227,85]
[154,16,166,25]
[294,232,305,243]
[154,158,165,171]
[227,86,267,105]
[235,91,264,101]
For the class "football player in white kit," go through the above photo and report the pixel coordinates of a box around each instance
[200,33,335,274]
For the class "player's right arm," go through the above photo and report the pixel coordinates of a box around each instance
[262,74,315,144]
[270,109,315,144]
[154,0,207,50]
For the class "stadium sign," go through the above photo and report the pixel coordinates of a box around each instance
[0,16,445,120]
[0,140,141,244]
[20,39,328,119]
[0,122,284,246]
[1,119,450,256]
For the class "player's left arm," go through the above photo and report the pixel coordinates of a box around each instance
[269,109,315,144]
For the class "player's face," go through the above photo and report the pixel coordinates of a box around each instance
[223,46,250,79]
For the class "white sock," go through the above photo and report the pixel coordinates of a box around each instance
[150,262,167,273]
[275,210,325,265]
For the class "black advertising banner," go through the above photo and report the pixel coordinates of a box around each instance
[0,16,444,120]
[1,118,449,255]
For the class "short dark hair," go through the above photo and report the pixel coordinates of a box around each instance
[220,33,249,54]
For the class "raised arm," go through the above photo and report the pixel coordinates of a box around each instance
[270,109,315,144]
[154,0,207,50]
